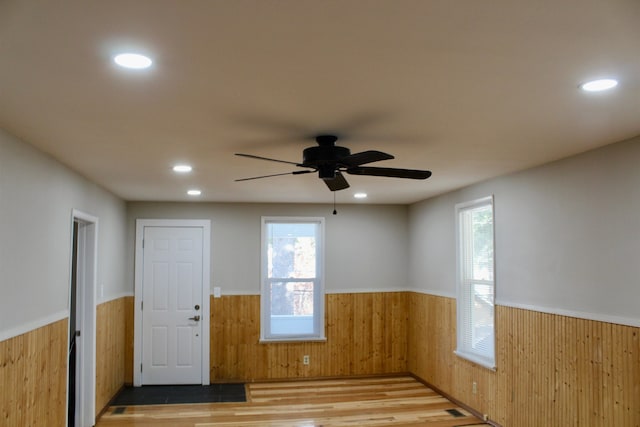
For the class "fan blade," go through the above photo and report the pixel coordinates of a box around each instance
[235,170,314,182]
[235,153,300,166]
[340,150,394,167]
[346,167,432,180]
[323,172,350,191]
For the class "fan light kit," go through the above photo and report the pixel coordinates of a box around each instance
[114,53,153,69]
[580,78,618,92]
[354,193,368,199]
[235,134,431,192]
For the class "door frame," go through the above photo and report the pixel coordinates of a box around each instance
[67,209,98,427]
[133,219,211,387]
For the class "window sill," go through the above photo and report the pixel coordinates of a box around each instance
[454,350,496,372]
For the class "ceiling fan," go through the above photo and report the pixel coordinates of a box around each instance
[235,134,432,191]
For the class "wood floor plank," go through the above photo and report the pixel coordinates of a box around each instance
[96,376,490,427]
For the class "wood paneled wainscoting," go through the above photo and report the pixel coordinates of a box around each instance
[407,292,640,426]
[0,318,68,426]
[210,292,409,381]
[95,297,131,413]
[98,291,639,426]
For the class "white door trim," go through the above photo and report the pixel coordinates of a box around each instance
[133,219,211,387]
[68,209,98,427]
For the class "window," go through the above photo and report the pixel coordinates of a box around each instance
[260,217,325,342]
[455,196,495,369]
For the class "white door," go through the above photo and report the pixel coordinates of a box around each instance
[142,226,204,384]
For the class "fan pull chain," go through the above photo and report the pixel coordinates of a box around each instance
[333,192,337,215]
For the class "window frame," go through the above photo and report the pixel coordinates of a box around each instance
[260,216,326,343]
[454,196,496,370]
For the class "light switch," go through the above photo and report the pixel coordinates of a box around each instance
[213,287,221,298]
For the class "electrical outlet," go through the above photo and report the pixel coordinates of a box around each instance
[472,381,477,394]
[303,355,310,365]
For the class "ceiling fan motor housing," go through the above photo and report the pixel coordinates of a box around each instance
[302,145,351,179]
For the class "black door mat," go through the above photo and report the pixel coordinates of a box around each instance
[111,383,246,405]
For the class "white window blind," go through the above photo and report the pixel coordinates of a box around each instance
[260,217,325,342]
[455,196,495,369]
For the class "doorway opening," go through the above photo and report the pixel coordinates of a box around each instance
[68,221,78,427]
[67,210,98,427]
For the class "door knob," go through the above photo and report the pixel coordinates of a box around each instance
[188,315,201,321]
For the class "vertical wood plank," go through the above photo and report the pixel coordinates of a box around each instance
[124,296,135,384]
[95,297,127,414]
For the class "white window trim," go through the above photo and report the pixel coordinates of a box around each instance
[260,216,326,343]
[454,196,496,370]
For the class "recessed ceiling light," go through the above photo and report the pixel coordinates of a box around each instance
[580,78,618,92]
[187,189,201,196]
[113,53,152,69]
[354,192,368,199]
[173,164,192,173]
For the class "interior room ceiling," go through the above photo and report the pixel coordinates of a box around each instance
[1,0,638,204]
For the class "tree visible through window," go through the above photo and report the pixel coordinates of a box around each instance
[261,218,325,341]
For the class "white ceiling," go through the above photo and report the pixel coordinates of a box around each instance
[1,0,639,204]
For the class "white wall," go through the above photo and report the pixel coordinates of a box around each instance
[0,129,128,339]
[409,135,640,326]
[7,121,636,338]
[126,202,409,295]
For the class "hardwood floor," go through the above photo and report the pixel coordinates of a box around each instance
[96,376,490,427]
